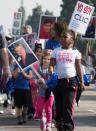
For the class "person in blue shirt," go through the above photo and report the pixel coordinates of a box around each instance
[45,39,60,51]
[13,65,32,125]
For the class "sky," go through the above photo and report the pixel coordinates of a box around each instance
[0,0,62,33]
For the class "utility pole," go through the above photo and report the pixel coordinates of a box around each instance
[18,0,26,34]
[21,0,24,7]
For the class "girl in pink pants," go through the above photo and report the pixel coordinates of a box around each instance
[36,95,54,131]
[35,51,54,131]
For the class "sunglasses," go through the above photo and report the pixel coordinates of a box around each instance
[60,34,68,39]
[61,34,74,40]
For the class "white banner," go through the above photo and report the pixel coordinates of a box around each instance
[68,1,95,35]
[8,37,38,70]
[12,12,22,36]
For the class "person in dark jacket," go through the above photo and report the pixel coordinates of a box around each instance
[0,33,11,77]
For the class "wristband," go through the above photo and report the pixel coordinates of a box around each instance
[79,82,83,84]
[79,79,84,83]
[3,67,10,71]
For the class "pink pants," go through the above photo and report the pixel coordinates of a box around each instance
[36,96,54,123]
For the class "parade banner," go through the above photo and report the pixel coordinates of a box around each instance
[8,37,38,70]
[38,15,57,39]
[81,16,96,40]
[68,1,95,35]
[12,12,22,36]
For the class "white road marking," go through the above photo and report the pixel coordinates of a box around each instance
[88,109,96,114]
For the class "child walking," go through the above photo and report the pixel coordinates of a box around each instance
[35,51,54,131]
[31,43,43,108]
[13,65,32,125]
[29,43,43,118]
[49,30,85,131]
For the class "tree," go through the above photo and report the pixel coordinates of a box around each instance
[26,4,54,34]
[26,4,43,34]
[60,0,77,23]
[91,0,96,14]
[44,10,53,16]
[60,0,96,23]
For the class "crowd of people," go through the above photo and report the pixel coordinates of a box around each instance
[0,21,86,131]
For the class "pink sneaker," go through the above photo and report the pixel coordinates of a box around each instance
[46,123,52,131]
[40,117,46,130]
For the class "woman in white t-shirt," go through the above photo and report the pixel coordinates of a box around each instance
[49,30,85,131]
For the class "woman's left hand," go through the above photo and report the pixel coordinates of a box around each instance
[80,82,85,91]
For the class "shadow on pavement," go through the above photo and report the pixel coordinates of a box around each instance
[75,115,96,127]
[81,94,96,101]
[0,115,40,127]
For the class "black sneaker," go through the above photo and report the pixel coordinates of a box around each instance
[27,113,34,119]
[56,122,64,131]
[17,116,23,125]
[22,113,27,123]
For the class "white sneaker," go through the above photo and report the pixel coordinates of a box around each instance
[11,109,16,115]
[40,116,46,130]
[46,123,52,131]
[0,110,4,114]
[51,122,55,128]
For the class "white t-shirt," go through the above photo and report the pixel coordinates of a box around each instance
[52,47,82,79]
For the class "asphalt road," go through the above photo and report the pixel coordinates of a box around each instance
[0,84,96,131]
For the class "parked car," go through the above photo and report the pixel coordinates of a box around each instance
[83,74,91,86]
[83,66,94,86]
